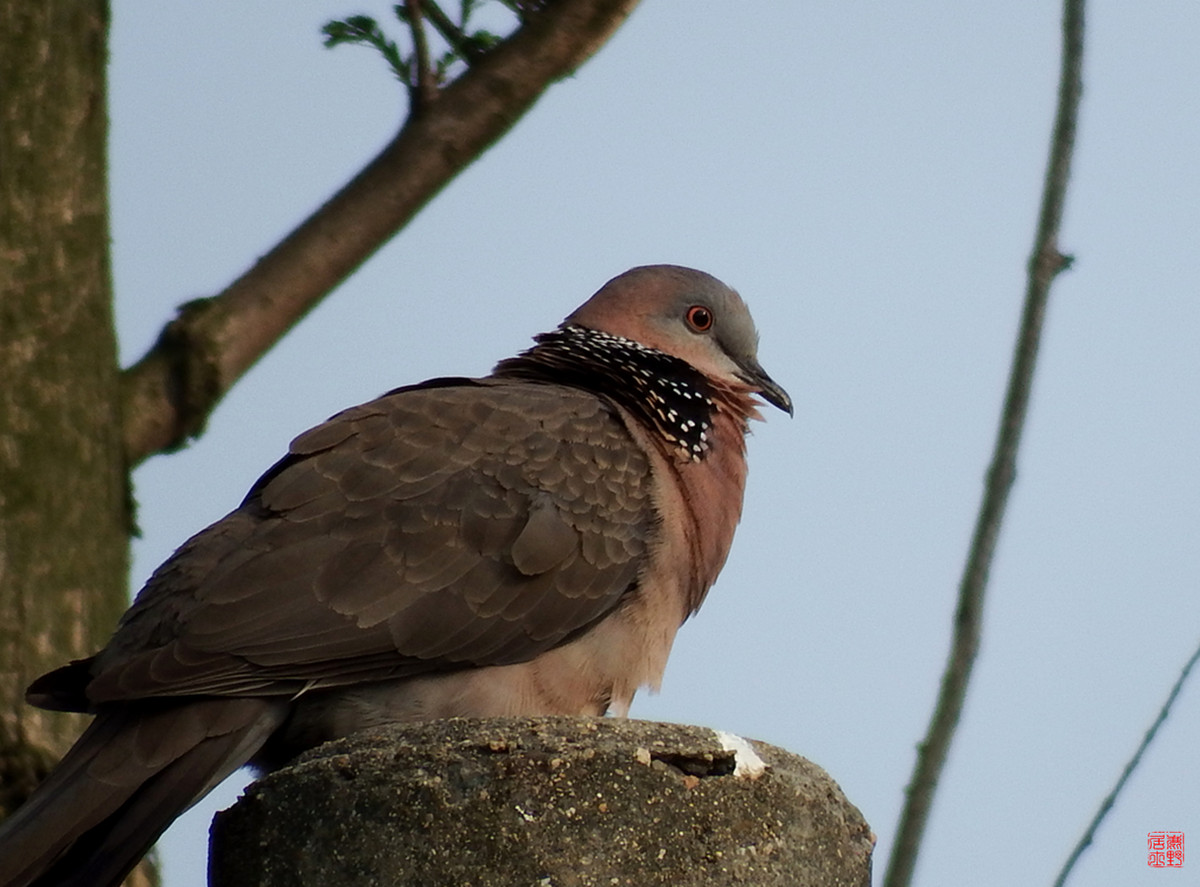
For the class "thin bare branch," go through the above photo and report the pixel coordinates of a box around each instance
[1051,636,1200,886]
[423,0,486,61]
[120,0,640,466]
[883,2,1086,886]
[406,0,439,111]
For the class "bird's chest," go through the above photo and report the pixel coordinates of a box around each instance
[620,406,749,616]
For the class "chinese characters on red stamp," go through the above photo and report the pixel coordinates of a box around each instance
[1148,831,1184,868]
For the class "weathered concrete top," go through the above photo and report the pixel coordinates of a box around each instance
[210,717,872,887]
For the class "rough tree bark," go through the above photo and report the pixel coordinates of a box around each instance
[0,0,130,814]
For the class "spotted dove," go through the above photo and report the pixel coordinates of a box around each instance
[0,264,791,887]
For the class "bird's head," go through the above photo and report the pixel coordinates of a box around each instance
[566,265,793,416]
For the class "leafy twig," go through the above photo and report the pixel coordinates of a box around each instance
[882,2,1086,886]
[322,15,409,83]
[1052,636,1200,886]
[325,2,507,96]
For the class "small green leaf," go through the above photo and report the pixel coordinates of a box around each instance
[322,14,410,83]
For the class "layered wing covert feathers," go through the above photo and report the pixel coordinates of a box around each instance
[85,379,653,703]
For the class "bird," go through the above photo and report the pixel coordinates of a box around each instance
[0,264,791,887]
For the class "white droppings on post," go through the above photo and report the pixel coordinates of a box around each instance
[714,730,767,779]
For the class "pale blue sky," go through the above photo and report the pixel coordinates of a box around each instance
[108,3,1200,885]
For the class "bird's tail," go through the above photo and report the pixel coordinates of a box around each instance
[0,697,285,887]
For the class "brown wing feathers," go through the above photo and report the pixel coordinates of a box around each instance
[0,266,790,887]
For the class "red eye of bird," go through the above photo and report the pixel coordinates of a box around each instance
[686,305,713,332]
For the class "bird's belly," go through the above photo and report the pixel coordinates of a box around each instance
[274,597,682,756]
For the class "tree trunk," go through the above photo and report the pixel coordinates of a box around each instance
[0,0,129,813]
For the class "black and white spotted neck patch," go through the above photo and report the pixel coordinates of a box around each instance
[495,325,717,460]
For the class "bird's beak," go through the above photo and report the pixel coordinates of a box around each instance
[738,360,793,416]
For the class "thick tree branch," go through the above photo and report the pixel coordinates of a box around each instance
[120,0,640,466]
[883,2,1086,886]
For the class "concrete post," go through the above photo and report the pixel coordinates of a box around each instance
[210,717,872,886]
